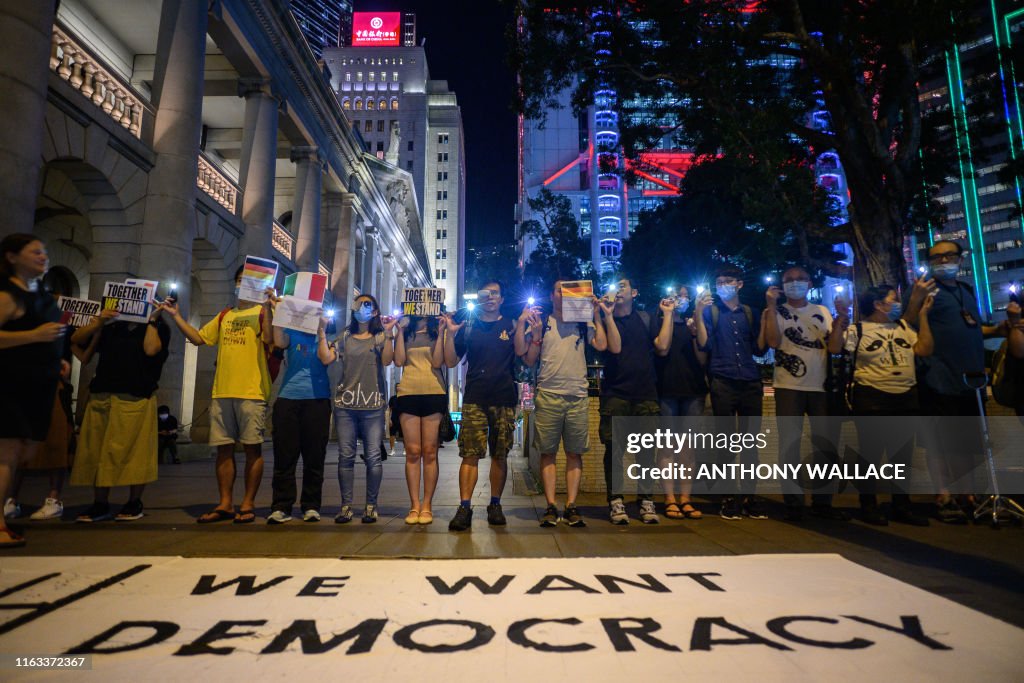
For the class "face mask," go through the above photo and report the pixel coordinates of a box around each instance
[783,281,809,300]
[675,298,690,312]
[158,412,169,419]
[234,286,240,299]
[886,302,903,322]
[931,263,959,280]
[354,304,374,324]
[716,285,738,301]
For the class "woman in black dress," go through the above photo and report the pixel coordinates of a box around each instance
[0,233,65,547]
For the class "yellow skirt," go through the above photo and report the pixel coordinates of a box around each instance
[70,393,158,487]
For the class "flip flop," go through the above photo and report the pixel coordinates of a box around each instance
[234,510,256,524]
[681,503,703,519]
[664,503,684,519]
[197,508,234,524]
[0,528,25,548]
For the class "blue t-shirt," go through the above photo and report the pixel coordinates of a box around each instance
[277,330,331,400]
[905,280,985,396]
[701,303,764,382]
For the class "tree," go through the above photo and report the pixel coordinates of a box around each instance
[520,188,593,293]
[508,0,983,288]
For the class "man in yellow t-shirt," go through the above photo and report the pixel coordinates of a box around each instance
[161,265,275,524]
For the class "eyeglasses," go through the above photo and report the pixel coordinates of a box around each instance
[928,251,961,263]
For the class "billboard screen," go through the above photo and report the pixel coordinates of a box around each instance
[352,12,401,47]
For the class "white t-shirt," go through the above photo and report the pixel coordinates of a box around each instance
[844,321,919,394]
[772,303,833,392]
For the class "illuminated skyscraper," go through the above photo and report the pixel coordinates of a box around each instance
[288,0,353,59]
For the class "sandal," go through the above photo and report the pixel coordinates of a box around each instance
[664,503,684,519]
[405,509,420,525]
[681,503,703,519]
[417,511,434,525]
[197,508,234,524]
[0,528,26,548]
[234,509,256,524]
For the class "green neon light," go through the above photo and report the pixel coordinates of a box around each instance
[1000,3,1024,240]
[945,47,991,314]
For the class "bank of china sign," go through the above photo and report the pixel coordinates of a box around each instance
[352,12,400,47]
[0,555,1020,678]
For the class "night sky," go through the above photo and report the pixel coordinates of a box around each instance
[348,0,518,248]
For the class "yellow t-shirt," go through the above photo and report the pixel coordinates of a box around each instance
[198,305,271,401]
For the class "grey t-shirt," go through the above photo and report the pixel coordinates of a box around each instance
[334,333,386,410]
[536,317,594,398]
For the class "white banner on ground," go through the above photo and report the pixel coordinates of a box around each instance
[0,555,1020,681]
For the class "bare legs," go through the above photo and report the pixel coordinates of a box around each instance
[401,413,441,516]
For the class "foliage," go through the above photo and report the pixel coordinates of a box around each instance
[520,188,594,294]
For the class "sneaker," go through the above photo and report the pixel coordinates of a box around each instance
[29,498,63,520]
[608,498,629,525]
[449,505,473,531]
[563,504,586,527]
[890,506,930,527]
[76,502,112,523]
[361,504,378,524]
[720,497,742,520]
[742,498,768,519]
[486,503,507,526]
[936,499,968,525]
[639,499,659,524]
[302,509,321,523]
[334,505,354,524]
[4,498,20,519]
[539,504,559,527]
[267,510,292,525]
[810,504,850,521]
[115,499,144,521]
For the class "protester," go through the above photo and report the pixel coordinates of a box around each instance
[326,294,395,524]
[599,275,674,525]
[163,266,275,524]
[393,315,451,525]
[654,285,707,519]
[762,267,848,521]
[69,297,170,521]
[846,285,933,526]
[694,265,766,520]
[444,280,519,531]
[1009,301,1024,417]
[904,240,1012,523]
[267,312,334,524]
[519,279,611,528]
[157,405,180,465]
[0,234,65,547]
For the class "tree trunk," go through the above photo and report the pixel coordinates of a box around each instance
[847,198,907,293]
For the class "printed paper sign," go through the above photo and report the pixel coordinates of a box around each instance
[282,272,327,304]
[402,288,445,316]
[125,278,159,304]
[57,296,101,328]
[101,282,151,324]
[239,255,279,303]
[273,296,322,335]
[560,280,594,323]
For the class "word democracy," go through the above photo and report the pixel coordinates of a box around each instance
[626,463,908,482]
[625,428,769,455]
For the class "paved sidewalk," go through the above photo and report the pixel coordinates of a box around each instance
[5,442,1024,628]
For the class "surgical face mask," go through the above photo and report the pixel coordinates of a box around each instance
[931,263,959,280]
[783,281,809,300]
[885,302,903,322]
[675,297,690,312]
[234,285,240,299]
[158,412,169,419]
[716,284,738,301]
[354,302,374,323]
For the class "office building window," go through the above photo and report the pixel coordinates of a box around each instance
[345,72,351,82]
[441,249,447,259]
[441,229,447,238]
[380,72,386,82]
[356,72,363,82]
[442,171,448,181]
[364,120,372,132]
[368,71,375,81]
[366,99,375,110]
[406,160,413,171]
[378,98,386,111]
[437,191,443,200]
[442,210,448,219]
[377,120,384,132]
[441,269,446,279]
[390,98,399,110]
[377,141,384,152]
[393,71,399,81]
[354,98,363,110]
[407,141,414,151]
[438,133,449,145]
[435,249,441,259]
[442,191,448,200]
[436,210,442,220]
[342,98,351,110]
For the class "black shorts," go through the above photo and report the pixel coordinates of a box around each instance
[0,376,58,442]
[395,394,448,418]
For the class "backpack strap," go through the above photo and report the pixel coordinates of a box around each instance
[709,304,755,339]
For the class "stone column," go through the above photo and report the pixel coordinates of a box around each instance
[0,1,56,234]
[325,192,355,307]
[381,252,395,313]
[138,0,209,420]
[362,226,378,297]
[237,77,281,257]
[291,146,323,271]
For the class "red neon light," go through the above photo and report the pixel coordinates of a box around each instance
[641,189,679,197]
[631,168,678,192]
[543,143,592,186]
[352,12,401,47]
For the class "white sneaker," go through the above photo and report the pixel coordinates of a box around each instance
[302,509,321,522]
[30,498,63,520]
[267,510,292,525]
[4,498,20,519]
[609,498,629,525]
[639,499,660,524]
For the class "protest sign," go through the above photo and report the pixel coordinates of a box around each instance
[273,272,328,335]
[560,280,593,323]
[101,282,151,324]
[125,278,159,304]
[239,256,279,303]
[57,296,101,328]
[402,288,445,316]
